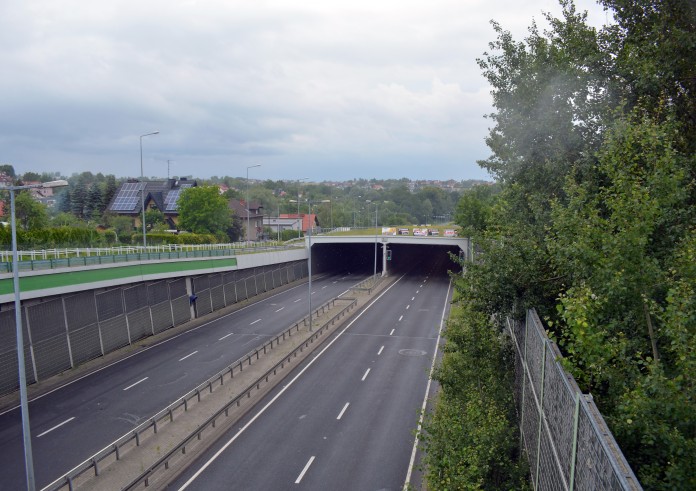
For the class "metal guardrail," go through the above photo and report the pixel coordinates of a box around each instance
[125,297,358,490]
[43,295,358,491]
[0,243,304,274]
[349,274,382,294]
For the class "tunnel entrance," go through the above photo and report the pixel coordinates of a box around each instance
[310,242,463,277]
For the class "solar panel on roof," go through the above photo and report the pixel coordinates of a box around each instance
[164,183,193,211]
[110,182,145,211]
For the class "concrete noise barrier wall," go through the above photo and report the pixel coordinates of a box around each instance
[0,260,308,396]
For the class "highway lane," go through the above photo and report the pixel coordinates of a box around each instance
[0,271,365,490]
[170,257,452,490]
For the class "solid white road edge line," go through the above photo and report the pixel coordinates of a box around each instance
[37,417,76,438]
[295,456,316,484]
[123,377,149,391]
[175,274,407,491]
[403,278,452,488]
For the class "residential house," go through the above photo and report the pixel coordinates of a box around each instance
[107,178,197,229]
[228,199,264,241]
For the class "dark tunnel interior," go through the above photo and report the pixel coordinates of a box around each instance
[310,242,463,277]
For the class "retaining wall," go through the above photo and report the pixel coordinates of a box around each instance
[0,260,308,396]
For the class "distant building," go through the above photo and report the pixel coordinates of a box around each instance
[270,213,319,233]
[228,199,264,241]
[107,178,197,229]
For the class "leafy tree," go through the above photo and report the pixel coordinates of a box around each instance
[21,171,42,182]
[0,164,15,177]
[177,186,231,235]
[52,212,80,227]
[454,184,500,234]
[144,208,167,230]
[13,191,49,230]
[430,1,696,488]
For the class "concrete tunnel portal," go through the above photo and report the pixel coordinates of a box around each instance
[308,237,467,277]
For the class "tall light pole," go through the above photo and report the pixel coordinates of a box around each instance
[246,164,261,242]
[296,178,308,238]
[140,131,159,248]
[366,200,379,281]
[291,198,329,331]
[2,179,68,491]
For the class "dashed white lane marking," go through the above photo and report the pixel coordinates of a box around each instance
[337,402,350,420]
[333,281,337,284]
[294,298,302,303]
[322,286,328,289]
[361,368,371,381]
[173,274,408,491]
[179,351,198,362]
[378,345,384,355]
[37,417,75,438]
[412,297,415,301]
[250,319,261,325]
[295,456,316,484]
[406,305,410,310]
[275,307,285,313]
[390,329,395,336]
[123,377,149,390]
[416,290,420,294]
[218,332,234,341]
[399,315,403,322]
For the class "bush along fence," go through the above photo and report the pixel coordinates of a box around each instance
[510,309,642,490]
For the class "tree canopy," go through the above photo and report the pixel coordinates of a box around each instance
[428,1,695,488]
[177,185,232,237]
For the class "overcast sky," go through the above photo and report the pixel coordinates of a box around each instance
[1,0,609,182]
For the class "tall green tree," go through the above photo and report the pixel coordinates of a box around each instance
[177,186,231,236]
[13,191,49,230]
[437,1,696,488]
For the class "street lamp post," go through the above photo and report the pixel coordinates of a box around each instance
[296,178,308,239]
[246,164,261,242]
[140,131,159,249]
[3,179,68,491]
[290,198,329,331]
[366,200,379,282]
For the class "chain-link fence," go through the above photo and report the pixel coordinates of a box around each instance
[509,310,642,490]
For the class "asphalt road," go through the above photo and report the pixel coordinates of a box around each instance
[169,256,452,490]
[0,272,365,490]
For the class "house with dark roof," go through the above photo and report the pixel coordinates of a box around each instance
[228,199,264,241]
[107,178,197,229]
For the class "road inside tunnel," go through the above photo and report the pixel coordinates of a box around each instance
[311,241,462,276]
